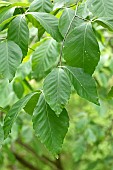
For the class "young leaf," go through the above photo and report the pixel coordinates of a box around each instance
[29,0,53,13]
[0,40,22,81]
[8,15,29,57]
[3,92,40,139]
[32,93,69,155]
[64,66,99,105]
[43,68,71,115]
[0,125,4,149]
[27,12,63,42]
[32,38,60,78]
[63,22,100,74]
[89,0,113,17]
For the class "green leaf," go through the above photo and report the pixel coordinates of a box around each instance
[37,24,45,40]
[32,38,60,78]
[8,15,29,57]
[53,0,64,10]
[0,16,15,31]
[3,92,39,139]
[11,2,30,8]
[0,1,11,8]
[26,14,45,40]
[63,22,100,74]
[0,6,15,25]
[27,12,63,42]
[59,8,75,37]
[108,87,113,98]
[73,137,86,162]
[43,68,71,115]
[29,0,53,13]
[63,66,99,105]
[77,2,89,18]
[0,107,7,113]
[15,61,32,80]
[32,93,69,155]
[0,125,4,149]
[54,0,76,9]
[96,18,113,31]
[24,92,40,115]
[89,0,113,17]
[0,40,22,81]
[13,80,24,99]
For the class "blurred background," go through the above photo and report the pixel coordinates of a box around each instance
[1,0,113,170]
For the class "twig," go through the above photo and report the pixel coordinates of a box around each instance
[17,139,57,169]
[13,152,40,170]
[55,155,64,170]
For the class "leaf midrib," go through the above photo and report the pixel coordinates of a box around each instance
[5,41,10,78]
[83,23,88,70]
[17,16,23,47]
[65,67,90,96]
[43,93,53,148]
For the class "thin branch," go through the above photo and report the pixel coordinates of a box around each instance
[17,139,57,169]
[13,152,41,170]
[55,155,64,170]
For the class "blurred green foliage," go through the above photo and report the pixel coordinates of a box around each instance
[1,0,113,170]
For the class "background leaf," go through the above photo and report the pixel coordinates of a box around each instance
[24,92,40,115]
[108,86,113,98]
[13,80,24,99]
[0,125,4,149]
